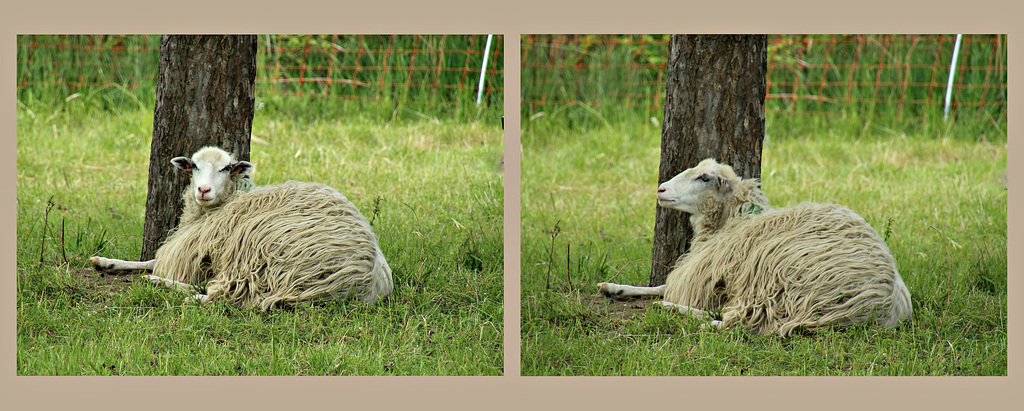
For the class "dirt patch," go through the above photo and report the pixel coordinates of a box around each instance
[73,267,138,296]
[580,293,658,322]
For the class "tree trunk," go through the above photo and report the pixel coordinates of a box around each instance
[649,34,767,286]
[141,35,257,260]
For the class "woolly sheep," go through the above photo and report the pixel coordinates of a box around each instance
[598,158,912,336]
[90,146,393,309]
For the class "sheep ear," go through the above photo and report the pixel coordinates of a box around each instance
[231,161,254,176]
[717,174,733,194]
[171,157,194,171]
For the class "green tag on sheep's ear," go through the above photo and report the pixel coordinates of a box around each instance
[238,176,254,192]
[743,204,763,215]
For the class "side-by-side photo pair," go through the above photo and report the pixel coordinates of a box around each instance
[16,34,1006,377]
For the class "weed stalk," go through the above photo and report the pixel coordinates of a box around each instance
[565,240,572,293]
[545,220,561,291]
[60,214,68,265]
[39,195,55,268]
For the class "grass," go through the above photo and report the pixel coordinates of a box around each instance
[16,91,504,376]
[520,112,1006,376]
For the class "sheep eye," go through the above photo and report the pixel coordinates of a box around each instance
[696,174,710,182]
[220,166,231,173]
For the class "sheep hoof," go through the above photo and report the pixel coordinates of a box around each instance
[597,282,625,299]
[90,256,116,275]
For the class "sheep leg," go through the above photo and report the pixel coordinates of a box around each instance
[656,301,722,329]
[144,275,210,304]
[597,282,666,300]
[90,256,155,275]
[698,321,723,330]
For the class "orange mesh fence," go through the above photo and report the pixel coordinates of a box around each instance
[18,35,158,90]
[261,35,503,107]
[521,35,668,111]
[17,35,504,111]
[521,34,1006,125]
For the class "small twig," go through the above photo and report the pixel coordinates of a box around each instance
[402,108,441,125]
[60,214,69,265]
[565,240,573,293]
[369,196,383,226]
[606,258,672,284]
[387,103,401,124]
[39,195,55,268]
[545,220,562,291]
[90,232,142,259]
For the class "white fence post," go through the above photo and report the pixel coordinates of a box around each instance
[476,34,493,106]
[944,34,963,121]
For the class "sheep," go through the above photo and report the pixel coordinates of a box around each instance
[90,146,393,309]
[598,158,912,336]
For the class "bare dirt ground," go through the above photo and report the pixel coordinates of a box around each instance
[73,266,138,296]
[580,293,658,322]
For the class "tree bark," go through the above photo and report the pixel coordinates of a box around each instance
[141,35,257,260]
[649,34,767,286]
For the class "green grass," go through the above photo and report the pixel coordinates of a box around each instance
[520,113,1006,376]
[17,92,504,376]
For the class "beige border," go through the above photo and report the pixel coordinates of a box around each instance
[3,0,1019,409]
[504,33,522,379]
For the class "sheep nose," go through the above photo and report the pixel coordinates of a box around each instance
[657,187,666,193]
[198,186,212,194]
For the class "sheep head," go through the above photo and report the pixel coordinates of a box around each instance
[172,146,254,208]
[657,158,738,215]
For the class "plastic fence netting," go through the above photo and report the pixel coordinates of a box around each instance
[17,34,504,113]
[521,34,1006,128]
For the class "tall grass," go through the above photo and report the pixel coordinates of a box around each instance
[17,35,160,113]
[521,34,667,137]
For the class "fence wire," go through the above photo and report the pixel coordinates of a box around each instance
[521,34,1006,125]
[17,34,504,111]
